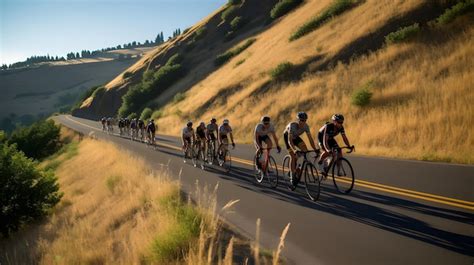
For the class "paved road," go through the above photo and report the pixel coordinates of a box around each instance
[56,115,474,265]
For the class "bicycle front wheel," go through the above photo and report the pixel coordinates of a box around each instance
[223,151,232,173]
[267,156,279,189]
[254,154,264,183]
[304,163,321,201]
[332,158,355,194]
[282,155,292,190]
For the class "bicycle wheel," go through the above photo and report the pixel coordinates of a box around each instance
[282,155,293,190]
[332,158,355,194]
[207,143,215,165]
[223,150,232,173]
[267,156,279,189]
[254,154,264,183]
[304,163,321,201]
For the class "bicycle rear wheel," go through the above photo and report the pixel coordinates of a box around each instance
[304,163,321,201]
[282,155,293,190]
[267,156,278,189]
[332,158,355,194]
[254,154,264,183]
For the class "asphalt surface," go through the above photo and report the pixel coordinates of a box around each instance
[55,115,474,265]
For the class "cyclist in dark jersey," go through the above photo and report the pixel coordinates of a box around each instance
[195,122,207,159]
[101,117,106,131]
[138,119,145,141]
[206,118,218,156]
[146,119,156,145]
[317,114,353,169]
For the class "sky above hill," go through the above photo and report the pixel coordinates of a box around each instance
[0,0,226,65]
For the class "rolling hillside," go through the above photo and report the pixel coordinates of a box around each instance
[73,0,474,163]
[0,47,155,131]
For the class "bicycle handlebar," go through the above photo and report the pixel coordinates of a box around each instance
[332,146,355,154]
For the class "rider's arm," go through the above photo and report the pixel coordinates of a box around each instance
[342,134,351,147]
[271,132,279,148]
[323,127,330,152]
[230,132,235,145]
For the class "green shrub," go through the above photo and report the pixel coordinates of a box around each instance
[143,70,154,81]
[127,112,138,119]
[123,71,133,78]
[435,0,474,25]
[290,0,355,41]
[270,61,295,81]
[91,86,105,98]
[270,0,303,19]
[173,92,186,104]
[351,87,373,107]
[194,26,207,40]
[0,142,62,237]
[230,16,245,30]
[222,5,238,21]
[118,64,185,117]
[152,110,164,120]
[8,120,61,160]
[150,194,201,262]
[385,23,420,45]
[166,53,183,66]
[71,85,103,112]
[235,58,246,67]
[214,38,256,66]
[140,107,153,120]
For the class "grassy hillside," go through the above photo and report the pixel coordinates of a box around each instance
[74,0,474,163]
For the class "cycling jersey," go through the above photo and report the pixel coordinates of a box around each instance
[130,120,137,129]
[182,127,194,138]
[147,123,156,133]
[318,123,345,140]
[138,120,145,129]
[219,124,232,139]
[254,123,275,137]
[283,122,310,139]
[196,126,206,139]
[207,123,218,133]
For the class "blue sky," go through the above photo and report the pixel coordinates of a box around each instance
[0,0,226,65]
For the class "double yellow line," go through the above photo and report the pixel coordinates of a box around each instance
[64,115,474,211]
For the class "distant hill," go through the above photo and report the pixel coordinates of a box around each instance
[74,0,473,163]
[0,47,156,131]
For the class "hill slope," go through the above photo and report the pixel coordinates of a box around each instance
[73,0,474,163]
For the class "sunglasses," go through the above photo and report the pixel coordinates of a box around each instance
[337,121,344,125]
[263,122,270,125]
[299,119,307,122]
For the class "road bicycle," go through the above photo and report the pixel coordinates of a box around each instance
[253,147,278,188]
[217,143,233,173]
[317,146,355,194]
[192,139,206,169]
[183,141,196,166]
[282,150,321,201]
[206,139,217,165]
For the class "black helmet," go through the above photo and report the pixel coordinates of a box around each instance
[296,112,308,120]
[331,114,344,122]
[187,121,193,127]
[210,118,217,123]
[261,116,270,123]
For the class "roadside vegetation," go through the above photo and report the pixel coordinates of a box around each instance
[215,38,256,66]
[0,134,289,264]
[269,61,295,81]
[435,0,474,25]
[289,0,356,41]
[118,53,186,117]
[385,23,420,45]
[270,0,303,19]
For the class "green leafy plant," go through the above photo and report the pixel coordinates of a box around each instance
[230,16,245,30]
[290,0,355,41]
[173,92,186,104]
[435,0,474,25]
[214,38,256,66]
[222,5,238,21]
[385,23,420,45]
[269,61,295,81]
[351,82,373,107]
[140,108,153,120]
[270,0,303,19]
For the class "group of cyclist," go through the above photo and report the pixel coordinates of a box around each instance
[101,117,157,145]
[102,111,353,186]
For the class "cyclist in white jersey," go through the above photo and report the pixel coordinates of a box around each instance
[182,121,195,151]
[218,119,235,156]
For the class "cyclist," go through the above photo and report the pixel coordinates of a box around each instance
[106,117,113,132]
[254,116,281,171]
[130,118,137,139]
[100,117,106,131]
[195,121,207,159]
[283,112,319,186]
[206,118,219,158]
[138,119,145,141]
[182,121,195,154]
[218,119,235,157]
[146,119,156,145]
[317,114,353,172]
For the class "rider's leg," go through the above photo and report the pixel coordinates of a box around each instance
[263,138,273,171]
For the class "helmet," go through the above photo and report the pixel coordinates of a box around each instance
[223,119,229,124]
[261,116,270,123]
[187,121,193,127]
[200,121,205,127]
[210,118,217,123]
[151,119,154,122]
[296,112,308,120]
[331,114,344,122]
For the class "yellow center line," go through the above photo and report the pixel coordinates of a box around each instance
[63,115,474,211]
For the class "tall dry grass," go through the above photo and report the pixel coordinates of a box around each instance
[155,0,473,163]
[1,136,290,264]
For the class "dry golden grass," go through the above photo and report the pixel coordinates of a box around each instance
[154,0,473,163]
[1,134,288,264]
